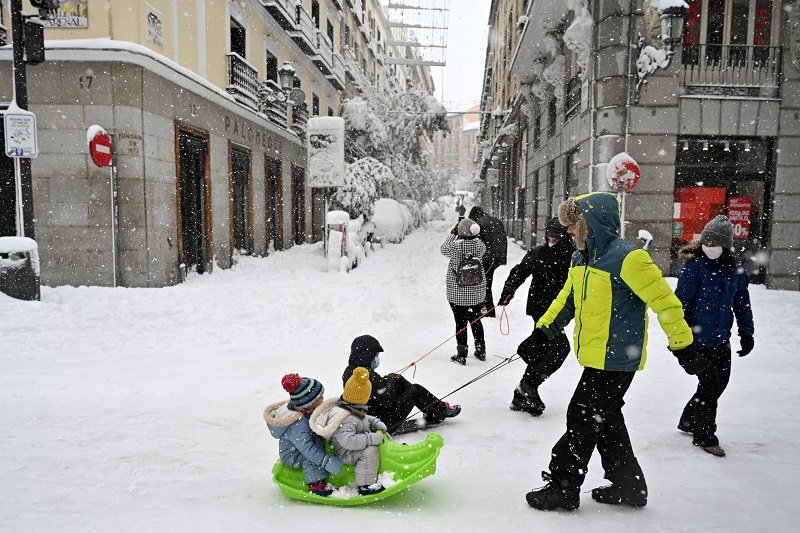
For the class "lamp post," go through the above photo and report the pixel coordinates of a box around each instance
[634,5,688,103]
[660,6,690,48]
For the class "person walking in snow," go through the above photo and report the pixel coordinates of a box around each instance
[310,367,388,495]
[674,215,755,458]
[441,217,488,364]
[498,218,574,416]
[263,373,343,497]
[468,206,507,317]
[521,192,706,511]
[342,335,461,434]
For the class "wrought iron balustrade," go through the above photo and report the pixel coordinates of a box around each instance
[292,103,308,138]
[227,53,260,109]
[680,44,781,98]
[259,0,296,29]
[258,80,289,128]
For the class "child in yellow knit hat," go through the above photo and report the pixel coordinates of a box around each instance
[310,367,388,495]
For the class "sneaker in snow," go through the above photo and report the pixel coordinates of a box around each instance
[444,402,461,418]
[308,481,334,496]
[701,445,726,457]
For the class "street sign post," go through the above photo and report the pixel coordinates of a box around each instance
[86,125,118,286]
[606,152,641,238]
[87,125,113,168]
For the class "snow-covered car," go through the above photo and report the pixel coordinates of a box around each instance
[372,198,408,243]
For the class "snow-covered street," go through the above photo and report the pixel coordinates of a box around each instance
[1,219,799,532]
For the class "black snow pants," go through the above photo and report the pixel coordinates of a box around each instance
[449,303,485,347]
[519,331,570,387]
[377,374,448,430]
[548,368,646,494]
[679,341,732,447]
[513,331,570,407]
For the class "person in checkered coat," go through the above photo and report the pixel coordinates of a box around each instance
[441,217,487,365]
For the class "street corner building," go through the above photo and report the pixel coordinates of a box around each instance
[0,0,432,288]
[475,0,800,290]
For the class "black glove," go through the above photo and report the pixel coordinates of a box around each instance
[517,329,549,364]
[737,335,754,357]
[500,292,513,305]
[672,344,711,375]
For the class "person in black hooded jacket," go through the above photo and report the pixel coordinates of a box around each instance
[499,218,574,416]
[342,335,461,433]
[468,206,508,317]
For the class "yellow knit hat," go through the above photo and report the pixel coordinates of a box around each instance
[342,367,372,405]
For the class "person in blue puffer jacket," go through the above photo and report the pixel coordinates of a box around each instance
[263,373,343,496]
[675,215,755,458]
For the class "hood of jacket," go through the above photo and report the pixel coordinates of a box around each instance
[263,400,303,438]
[308,398,352,438]
[468,206,485,221]
[575,192,621,259]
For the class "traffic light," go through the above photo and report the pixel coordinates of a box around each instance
[24,18,45,64]
[29,0,60,19]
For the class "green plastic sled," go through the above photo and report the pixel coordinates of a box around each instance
[271,432,444,506]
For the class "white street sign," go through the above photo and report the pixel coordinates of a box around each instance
[4,109,38,158]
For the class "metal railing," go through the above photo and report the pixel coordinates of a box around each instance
[327,51,346,90]
[289,3,318,52]
[564,74,581,121]
[226,53,260,109]
[680,44,781,98]
[258,80,289,128]
[259,0,296,29]
[292,103,309,138]
[314,30,334,75]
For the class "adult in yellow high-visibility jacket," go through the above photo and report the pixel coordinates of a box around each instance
[523,192,707,512]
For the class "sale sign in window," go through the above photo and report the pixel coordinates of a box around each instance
[727,196,753,239]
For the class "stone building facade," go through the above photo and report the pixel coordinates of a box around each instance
[479,0,800,289]
[0,0,432,287]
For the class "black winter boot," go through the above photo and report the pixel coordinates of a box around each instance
[591,483,647,507]
[518,379,546,412]
[526,472,579,511]
[592,463,648,507]
[450,344,468,365]
[474,341,486,361]
[510,389,543,416]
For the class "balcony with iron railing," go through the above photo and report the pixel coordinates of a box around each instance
[326,51,346,90]
[260,0,296,30]
[289,3,318,54]
[680,44,781,98]
[258,79,290,128]
[351,0,364,27]
[313,30,334,76]
[291,103,309,138]
[227,53,260,110]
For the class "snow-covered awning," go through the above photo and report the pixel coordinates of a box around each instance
[509,0,570,82]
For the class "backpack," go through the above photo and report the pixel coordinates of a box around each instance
[455,253,483,287]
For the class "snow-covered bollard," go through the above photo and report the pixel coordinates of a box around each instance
[0,236,41,301]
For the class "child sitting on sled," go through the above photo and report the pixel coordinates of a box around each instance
[264,373,343,496]
[310,367,388,495]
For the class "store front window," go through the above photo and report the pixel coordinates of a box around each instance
[672,137,773,282]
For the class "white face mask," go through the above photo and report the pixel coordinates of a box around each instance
[702,245,723,260]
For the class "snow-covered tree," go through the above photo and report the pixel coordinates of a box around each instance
[341,83,450,208]
[330,157,395,220]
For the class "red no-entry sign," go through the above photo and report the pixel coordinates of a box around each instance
[87,125,113,167]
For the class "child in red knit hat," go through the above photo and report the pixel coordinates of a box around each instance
[263,373,343,496]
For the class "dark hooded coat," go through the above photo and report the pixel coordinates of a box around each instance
[468,206,507,266]
[675,241,754,347]
[500,230,574,320]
